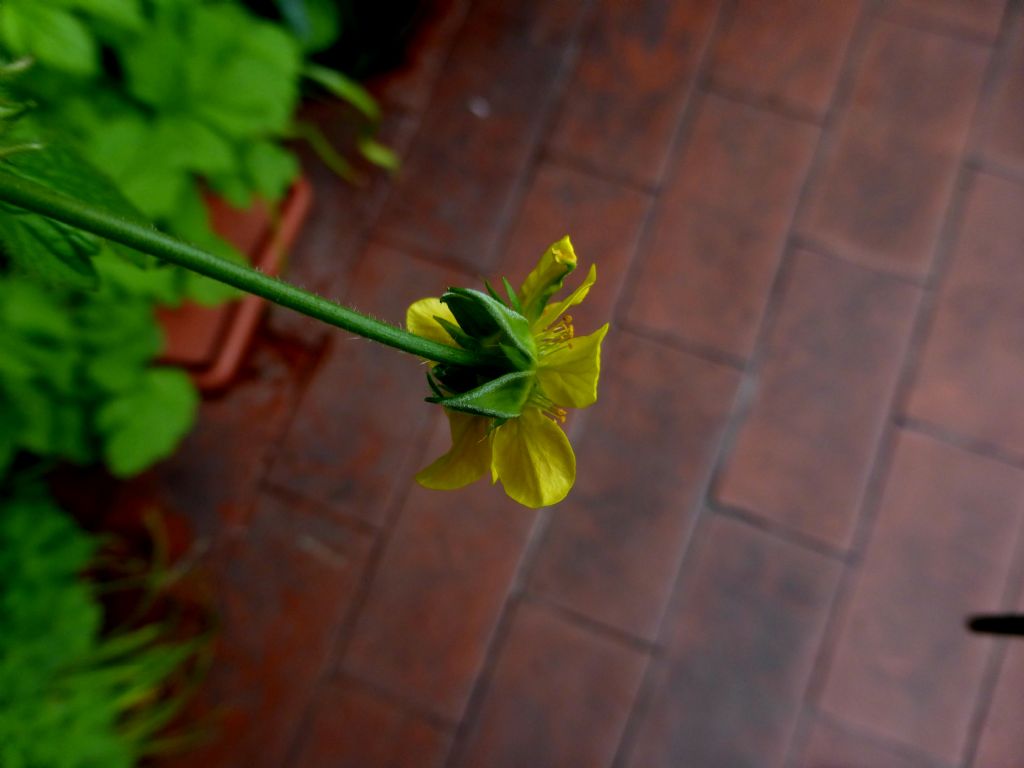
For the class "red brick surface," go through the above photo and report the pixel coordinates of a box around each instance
[341,479,536,720]
[906,173,1024,457]
[373,5,580,267]
[796,715,947,768]
[548,0,719,186]
[798,23,988,276]
[709,0,862,118]
[528,333,738,639]
[885,0,1007,41]
[974,9,1024,173]
[152,3,1024,766]
[453,602,646,768]
[818,430,1024,763]
[627,515,841,768]
[625,94,817,358]
[290,679,452,768]
[716,250,919,549]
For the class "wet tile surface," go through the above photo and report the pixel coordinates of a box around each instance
[156,2,1024,766]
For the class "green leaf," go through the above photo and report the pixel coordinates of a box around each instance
[95,368,198,477]
[429,371,534,419]
[0,3,98,76]
[304,64,380,122]
[357,136,399,172]
[0,199,99,288]
[59,0,144,30]
[243,141,298,201]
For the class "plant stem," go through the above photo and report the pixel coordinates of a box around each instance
[0,172,480,367]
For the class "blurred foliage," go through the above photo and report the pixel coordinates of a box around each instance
[0,482,202,767]
[0,0,395,304]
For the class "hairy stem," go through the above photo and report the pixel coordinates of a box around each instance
[0,172,479,367]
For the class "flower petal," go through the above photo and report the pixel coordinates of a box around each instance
[415,410,491,490]
[492,409,575,508]
[537,323,609,409]
[535,263,596,331]
[519,236,576,322]
[406,297,458,347]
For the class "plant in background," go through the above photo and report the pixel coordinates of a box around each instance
[0,482,202,767]
[0,0,395,305]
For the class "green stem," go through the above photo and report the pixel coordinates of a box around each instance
[0,172,479,367]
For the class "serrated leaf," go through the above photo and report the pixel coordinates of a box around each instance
[95,368,198,477]
[60,0,144,30]
[243,141,298,201]
[0,3,98,76]
[0,201,99,288]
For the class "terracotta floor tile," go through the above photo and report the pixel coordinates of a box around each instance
[527,333,738,639]
[627,515,841,768]
[454,603,646,768]
[716,249,919,549]
[289,679,452,768]
[885,0,1007,41]
[373,7,577,267]
[974,11,1024,175]
[906,173,1024,457]
[268,244,467,526]
[799,118,961,277]
[796,714,948,768]
[166,494,373,768]
[819,430,1024,763]
[799,22,988,276]
[500,160,651,333]
[342,475,536,720]
[547,0,719,187]
[972,591,1024,767]
[625,94,817,357]
[147,341,305,539]
[844,22,988,153]
[709,0,862,118]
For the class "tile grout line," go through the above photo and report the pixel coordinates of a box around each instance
[791,2,1015,765]
[810,706,959,768]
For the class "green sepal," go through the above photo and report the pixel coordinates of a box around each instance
[502,277,523,314]
[440,287,535,365]
[427,370,534,419]
[434,316,478,351]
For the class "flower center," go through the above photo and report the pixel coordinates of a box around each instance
[537,314,574,356]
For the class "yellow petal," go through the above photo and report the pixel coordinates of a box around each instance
[537,323,609,409]
[492,409,575,508]
[406,297,458,347]
[535,263,597,331]
[519,236,577,320]
[416,410,491,490]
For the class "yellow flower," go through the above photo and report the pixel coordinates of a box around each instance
[406,237,608,508]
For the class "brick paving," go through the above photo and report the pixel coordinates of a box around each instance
[154,1,1024,766]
